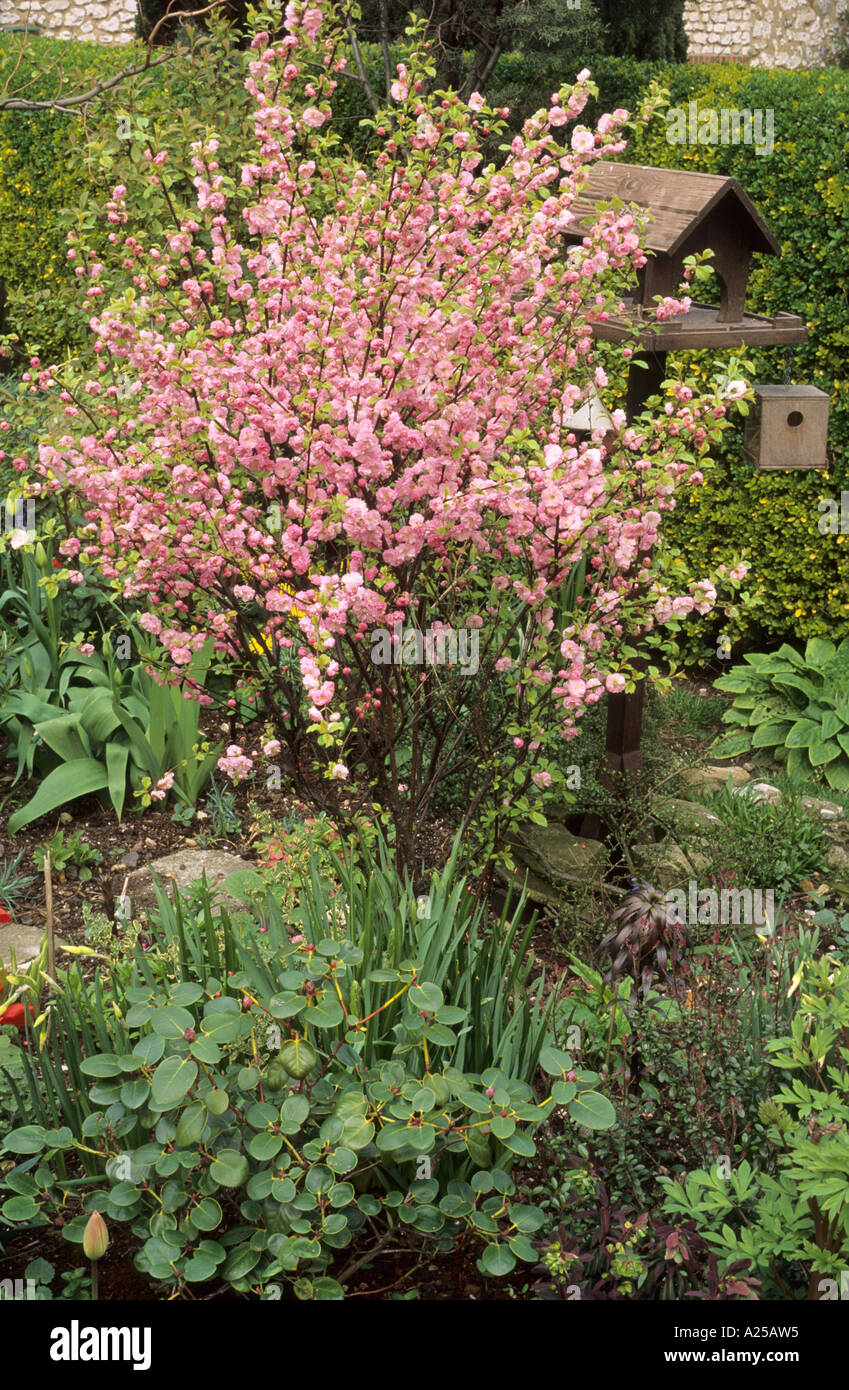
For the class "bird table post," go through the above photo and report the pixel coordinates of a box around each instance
[560,162,814,839]
[605,346,668,778]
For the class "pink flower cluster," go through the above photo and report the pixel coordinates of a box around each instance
[149,770,175,801]
[217,745,254,782]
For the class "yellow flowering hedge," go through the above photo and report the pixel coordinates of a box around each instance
[0,36,126,361]
[593,59,849,643]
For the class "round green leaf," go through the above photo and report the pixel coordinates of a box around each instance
[206,1088,229,1115]
[151,1054,198,1107]
[568,1090,616,1130]
[478,1243,516,1276]
[222,1243,260,1281]
[4,1126,47,1155]
[190,1198,223,1232]
[175,1103,208,1147]
[249,1132,284,1161]
[151,1005,196,1040]
[210,1149,250,1189]
[2,1195,41,1222]
[120,1079,150,1110]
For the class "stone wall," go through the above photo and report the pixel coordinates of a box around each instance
[684,0,849,69]
[0,1,136,45]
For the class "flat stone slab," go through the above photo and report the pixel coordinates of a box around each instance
[826,842,849,874]
[633,841,711,890]
[124,850,256,916]
[493,862,564,913]
[657,797,723,831]
[0,921,44,967]
[493,822,607,914]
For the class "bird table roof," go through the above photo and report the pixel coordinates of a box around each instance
[563,162,780,258]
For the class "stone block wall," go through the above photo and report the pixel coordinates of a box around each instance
[0,1,136,45]
[684,0,849,69]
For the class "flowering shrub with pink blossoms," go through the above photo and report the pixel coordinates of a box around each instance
[10,1,747,868]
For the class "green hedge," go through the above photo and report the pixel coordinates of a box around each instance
[0,37,121,361]
[0,31,255,365]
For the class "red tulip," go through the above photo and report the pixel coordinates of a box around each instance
[0,1002,35,1029]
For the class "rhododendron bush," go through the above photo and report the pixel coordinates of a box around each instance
[11,1,744,867]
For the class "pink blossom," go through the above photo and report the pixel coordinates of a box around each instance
[690,580,717,616]
[218,745,254,782]
[302,6,322,40]
[571,128,594,153]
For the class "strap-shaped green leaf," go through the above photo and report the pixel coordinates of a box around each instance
[34,713,90,763]
[105,741,129,819]
[8,759,109,834]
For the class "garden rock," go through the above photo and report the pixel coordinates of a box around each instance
[656,797,723,831]
[494,823,606,911]
[633,841,710,890]
[826,842,849,875]
[124,850,256,917]
[0,920,44,967]
[732,782,782,805]
[801,796,846,822]
[679,765,750,795]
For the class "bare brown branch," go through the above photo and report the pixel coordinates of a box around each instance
[0,0,227,113]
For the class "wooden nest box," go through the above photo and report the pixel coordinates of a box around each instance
[742,385,830,470]
[562,163,806,347]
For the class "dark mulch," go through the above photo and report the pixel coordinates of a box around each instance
[0,1215,534,1301]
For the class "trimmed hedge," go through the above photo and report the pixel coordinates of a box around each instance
[0,37,120,361]
[0,31,255,365]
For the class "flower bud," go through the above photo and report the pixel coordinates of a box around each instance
[83,1210,109,1261]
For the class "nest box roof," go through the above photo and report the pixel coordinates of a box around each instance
[563,162,780,258]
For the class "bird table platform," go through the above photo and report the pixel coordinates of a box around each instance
[562,162,807,349]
